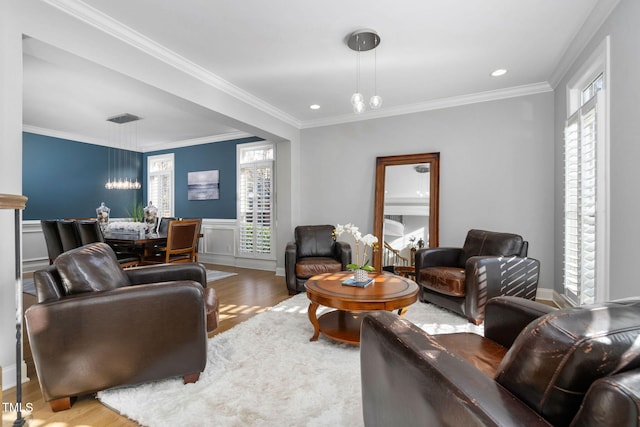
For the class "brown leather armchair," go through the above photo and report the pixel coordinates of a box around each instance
[285,225,352,295]
[25,242,219,412]
[361,296,640,427]
[415,229,540,324]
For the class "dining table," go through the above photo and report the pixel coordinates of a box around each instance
[104,230,204,263]
[104,231,168,261]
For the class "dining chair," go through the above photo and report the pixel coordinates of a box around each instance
[156,216,177,234]
[76,219,104,245]
[142,219,201,265]
[56,220,81,252]
[41,220,64,264]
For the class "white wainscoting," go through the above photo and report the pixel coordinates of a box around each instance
[23,220,49,272]
[199,219,276,271]
[22,219,277,273]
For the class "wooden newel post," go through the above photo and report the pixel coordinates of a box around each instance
[0,194,28,427]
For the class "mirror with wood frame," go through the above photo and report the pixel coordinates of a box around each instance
[373,152,440,272]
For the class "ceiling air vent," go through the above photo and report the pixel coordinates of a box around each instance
[107,113,142,124]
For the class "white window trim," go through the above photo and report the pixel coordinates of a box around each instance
[564,36,610,304]
[147,153,175,217]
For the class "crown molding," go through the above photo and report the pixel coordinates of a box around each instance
[41,0,302,129]
[23,124,111,147]
[23,125,254,152]
[548,0,620,89]
[300,82,553,129]
[139,131,254,152]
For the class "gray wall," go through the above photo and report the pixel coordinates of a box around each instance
[300,92,555,289]
[554,0,640,300]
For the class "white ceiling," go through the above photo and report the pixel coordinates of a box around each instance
[23,0,615,151]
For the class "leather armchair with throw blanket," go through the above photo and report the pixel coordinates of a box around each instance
[361,296,640,427]
[415,229,540,324]
[25,242,219,411]
[285,225,352,295]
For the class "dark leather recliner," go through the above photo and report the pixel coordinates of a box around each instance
[361,296,640,427]
[25,242,219,412]
[415,229,540,324]
[285,225,352,295]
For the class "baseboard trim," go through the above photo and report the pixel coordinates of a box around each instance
[536,287,573,308]
[198,253,276,272]
[1,360,29,391]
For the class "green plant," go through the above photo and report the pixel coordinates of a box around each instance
[128,202,144,222]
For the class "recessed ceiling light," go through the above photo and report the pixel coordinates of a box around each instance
[309,104,321,110]
[491,69,508,77]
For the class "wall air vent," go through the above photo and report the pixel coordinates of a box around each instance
[107,113,142,124]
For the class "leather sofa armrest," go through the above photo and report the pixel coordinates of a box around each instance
[360,311,551,427]
[463,256,541,324]
[335,241,352,269]
[25,281,207,402]
[125,262,207,287]
[284,241,297,290]
[484,296,556,348]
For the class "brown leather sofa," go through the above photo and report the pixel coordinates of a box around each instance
[415,229,540,324]
[285,225,352,294]
[361,296,640,427]
[25,242,219,411]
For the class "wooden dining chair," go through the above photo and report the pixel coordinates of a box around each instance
[142,219,201,265]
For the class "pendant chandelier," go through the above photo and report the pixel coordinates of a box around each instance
[105,113,142,190]
[347,29,382,114]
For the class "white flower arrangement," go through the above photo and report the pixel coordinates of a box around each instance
[334,223,379,272]
[108,221,148,232]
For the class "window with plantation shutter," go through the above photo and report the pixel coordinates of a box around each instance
[238,143,274,258]
[564,97,598,305]
[563,54,608,306]
[147,153,174,218]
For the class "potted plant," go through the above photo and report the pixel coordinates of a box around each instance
[334,223,379,282]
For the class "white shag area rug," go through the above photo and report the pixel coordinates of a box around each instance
[98,293,483,427]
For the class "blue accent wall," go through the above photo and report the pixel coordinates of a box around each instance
[22,132,263,221]
[144,136,262,219]
[23,132,143,220]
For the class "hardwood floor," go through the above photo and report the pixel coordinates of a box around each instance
[2,264,290,427]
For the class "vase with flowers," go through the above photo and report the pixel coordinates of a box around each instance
[334,223,379,282]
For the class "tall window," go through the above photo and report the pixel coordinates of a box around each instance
[563,39,609,306]
[238,143,274,258]
[147,153,174,217]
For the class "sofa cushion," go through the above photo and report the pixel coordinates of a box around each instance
[54,242,131,295]
[295,257,342,279]
[458,229,524,267]
[420,266,466,296]
[495,299,640,427]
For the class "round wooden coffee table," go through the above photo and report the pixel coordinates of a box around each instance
[305,271,419,345]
